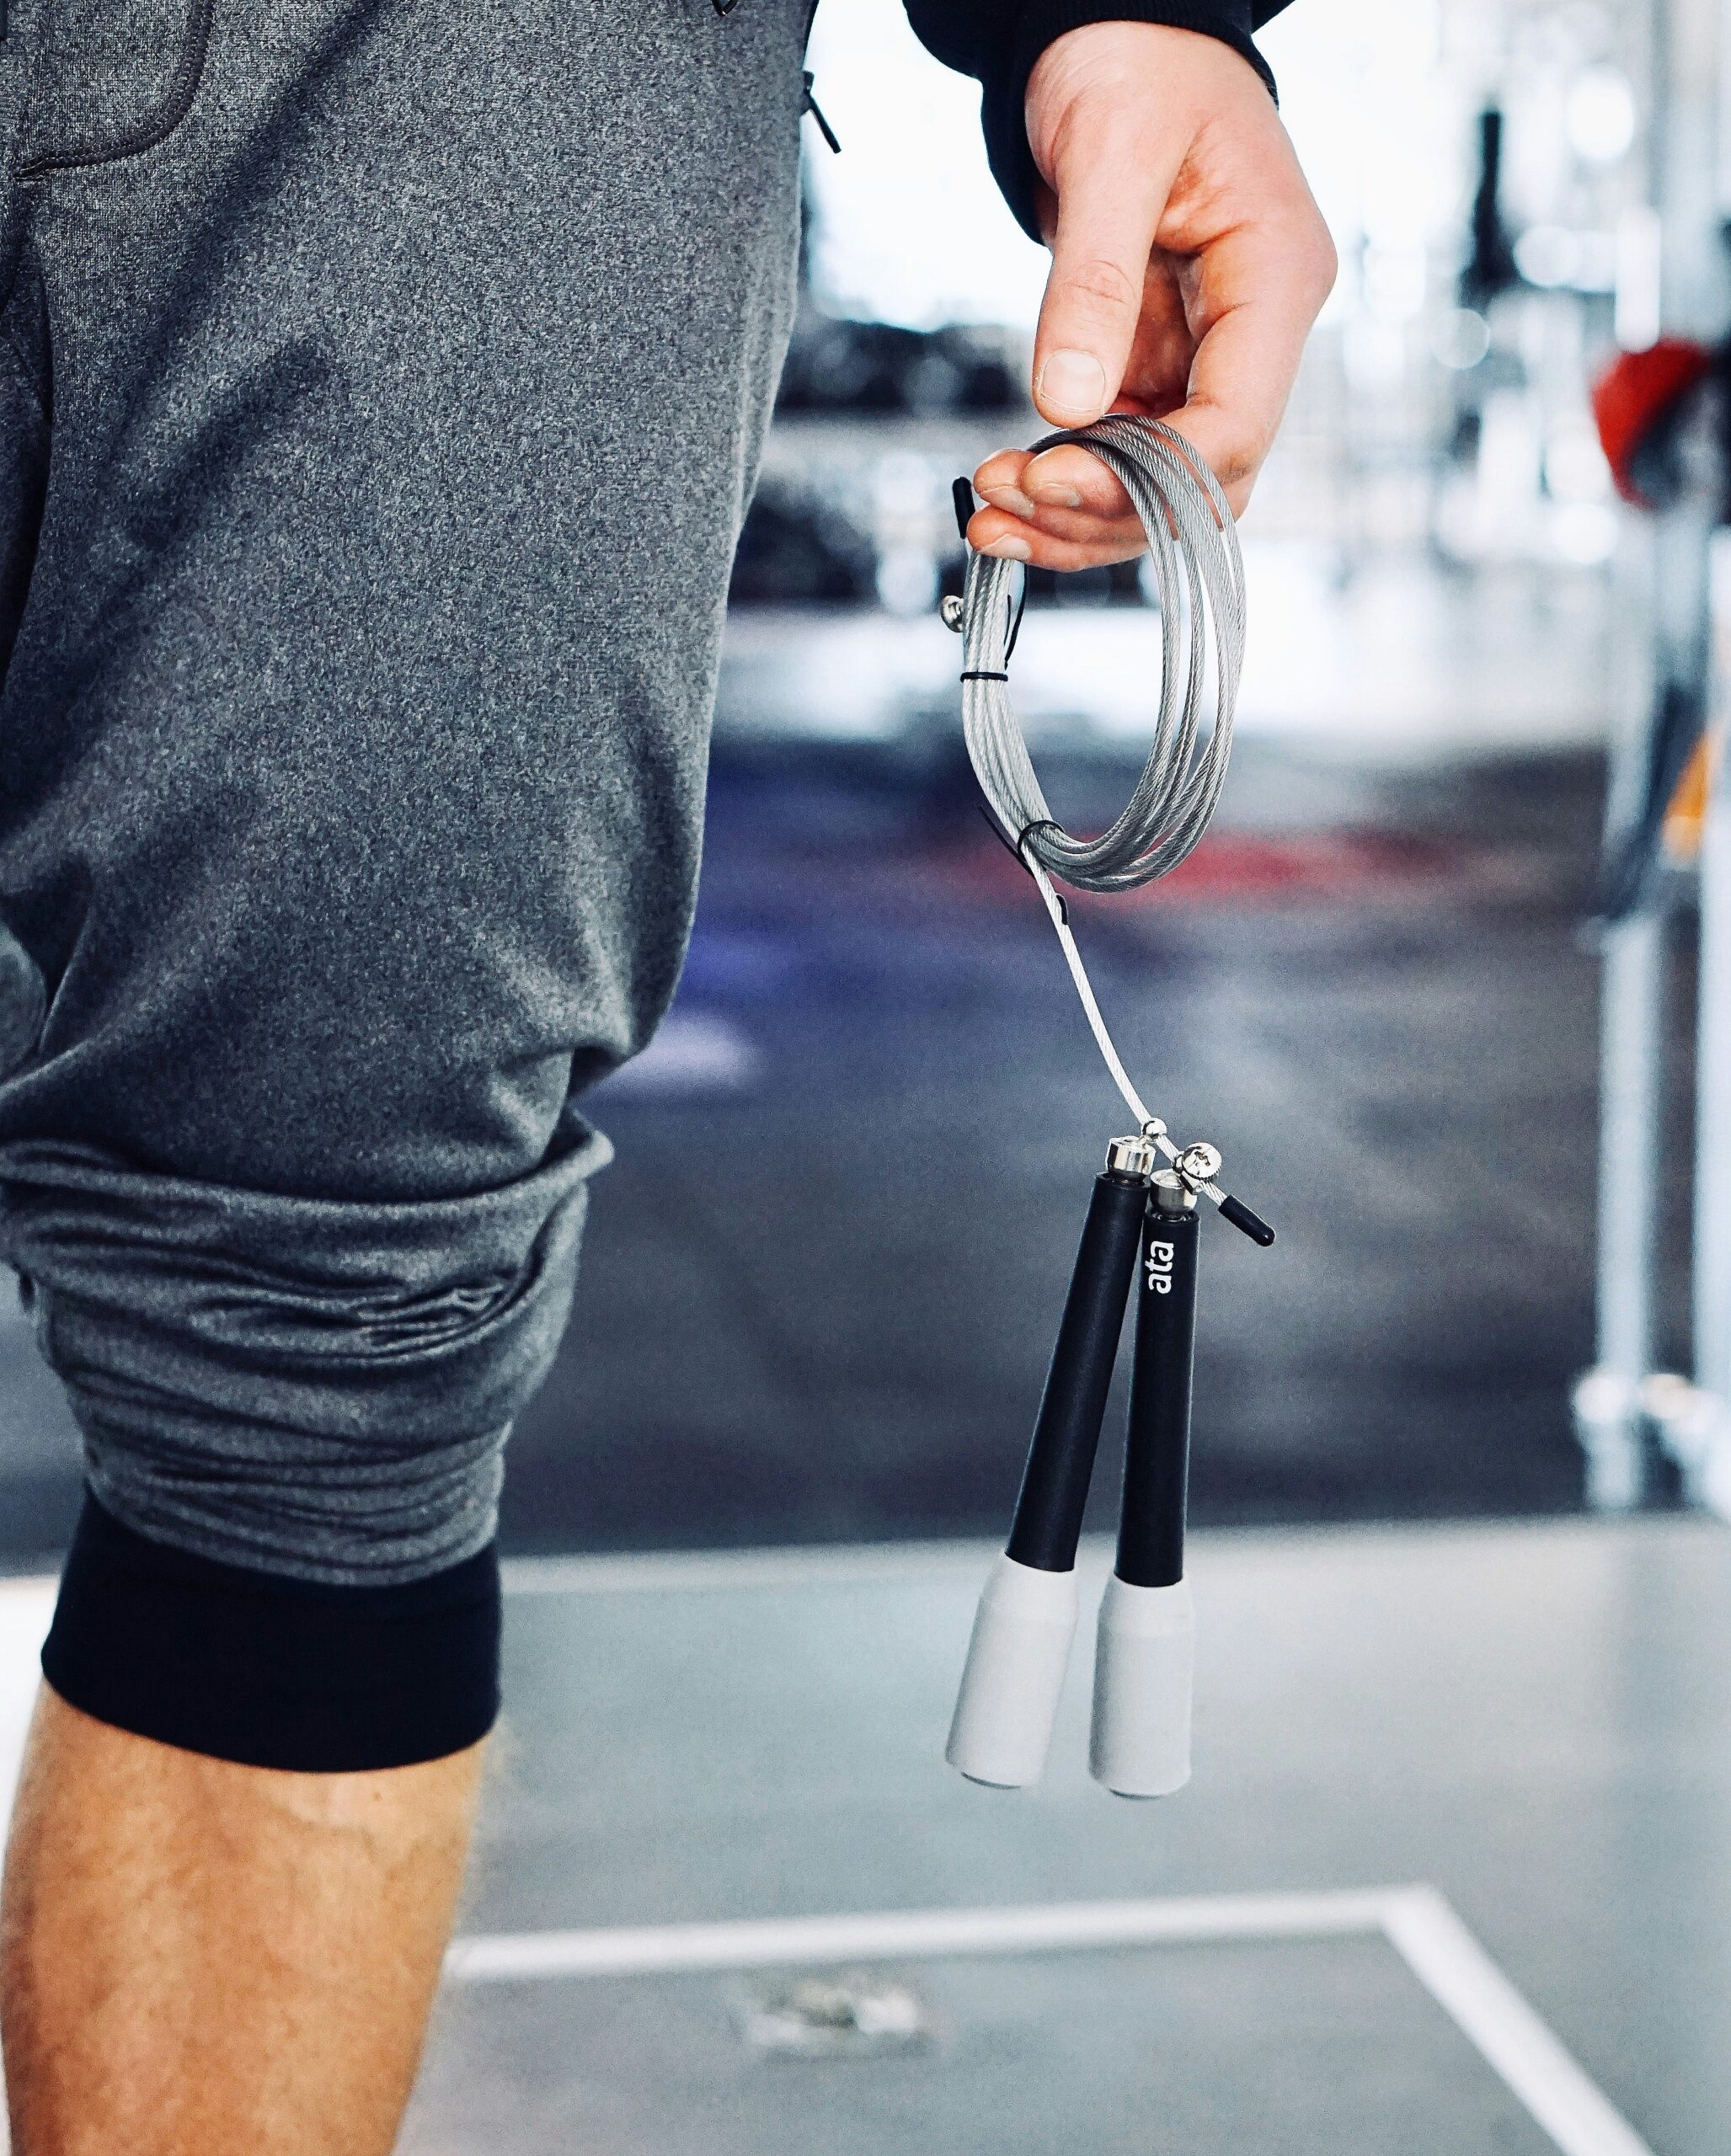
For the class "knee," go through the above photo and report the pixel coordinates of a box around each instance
[1,1113,604,1584]
[3,1117,603,1769]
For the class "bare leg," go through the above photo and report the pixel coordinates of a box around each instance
[0,1684,484,2156]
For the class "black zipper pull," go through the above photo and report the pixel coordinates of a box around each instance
[713,0,740,15]
[801,71,841,155]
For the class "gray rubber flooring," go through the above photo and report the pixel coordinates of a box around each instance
[400,1516,1731,2156]
[409,1940,1555,2156]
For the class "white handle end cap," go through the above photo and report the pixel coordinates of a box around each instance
[945,1552,1079,1790]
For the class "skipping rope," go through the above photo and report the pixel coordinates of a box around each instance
[941,412,1274,1800]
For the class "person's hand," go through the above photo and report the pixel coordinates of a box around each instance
[967,22,1335,566]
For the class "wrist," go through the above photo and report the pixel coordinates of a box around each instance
[970,5,1276,248]
[1028,19,1270,135]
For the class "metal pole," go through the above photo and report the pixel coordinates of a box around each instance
[1661,0,1731,1513]
[1576,488,1670,1507]
[1579,915,1666,1507]
[1688,531,1731,1510]
[1577,0,1723,1507]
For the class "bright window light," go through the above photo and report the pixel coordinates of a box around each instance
[803,0,1049,328]
[1566,66,1637,166]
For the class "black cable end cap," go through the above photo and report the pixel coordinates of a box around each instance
[953,475,975,543]
[1220,1194,1275,1247]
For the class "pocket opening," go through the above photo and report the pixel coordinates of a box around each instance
[12,0,213,182]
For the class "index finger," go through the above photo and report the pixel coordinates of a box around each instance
[975,444,1136,520]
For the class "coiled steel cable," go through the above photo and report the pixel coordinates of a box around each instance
[959,413,1243,894]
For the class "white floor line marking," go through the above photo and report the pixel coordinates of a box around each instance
[0,1513,1664,1607]
[500,1516,1610,1598]
[445,1889,1395,1983]
[500,1538,1026,1596]
[446,1886,1657,2156]
[1382,1886,1655,2156]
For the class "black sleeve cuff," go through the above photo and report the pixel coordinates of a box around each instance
[907,3,1279,245]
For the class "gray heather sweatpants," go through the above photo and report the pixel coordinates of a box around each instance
[0,0,809,1581]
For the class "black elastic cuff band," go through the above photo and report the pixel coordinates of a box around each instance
[41,1493,500,1772]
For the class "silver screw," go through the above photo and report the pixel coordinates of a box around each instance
[940,595,964,632]
[1176,1141,1222,1188]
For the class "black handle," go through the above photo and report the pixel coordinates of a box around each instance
[1114,1200,1200,1590]
[1004,1170,1146,1575]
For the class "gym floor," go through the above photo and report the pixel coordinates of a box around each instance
[410,1517,1731,2156]
[1,1515,1723,2155]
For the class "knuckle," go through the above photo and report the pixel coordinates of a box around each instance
[1058,253,1142,318]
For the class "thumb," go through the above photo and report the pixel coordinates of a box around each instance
[1031,136,1169,426]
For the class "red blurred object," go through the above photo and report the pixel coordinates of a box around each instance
[934,826,1518,913]
[1591,338,1712,508]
